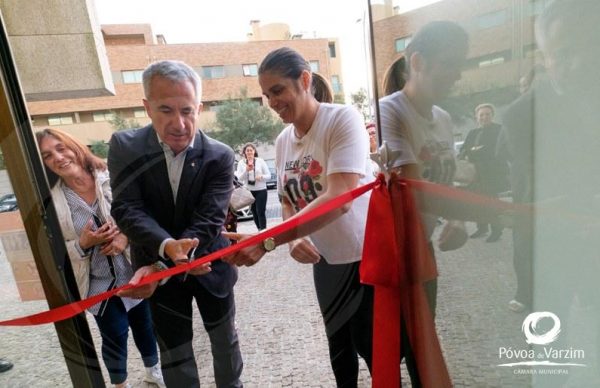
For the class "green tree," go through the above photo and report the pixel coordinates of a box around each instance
[350,88,370,122]
[108,110,141,131]
[333,93,346,104]
[208,87,283,152]
[89,140,109,158]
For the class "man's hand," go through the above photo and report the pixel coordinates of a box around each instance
[438,219,468,252]
[289,238,320,264]
[222,232,266,267]
[100,233,128,256]
[165,238,199,265]
[117,265,159,299]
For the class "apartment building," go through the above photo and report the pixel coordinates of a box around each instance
[372,0,548,111]
[25,22,343,145]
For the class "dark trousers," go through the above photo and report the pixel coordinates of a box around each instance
[94,297,159,384]
[250,189,268,230]
[150,278,243,388]
[314,259,374,387]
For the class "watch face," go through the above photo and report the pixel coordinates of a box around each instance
[264,238,276,251]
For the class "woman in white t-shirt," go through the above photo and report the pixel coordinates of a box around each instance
[225,47,374,386]
[235,143,271,230]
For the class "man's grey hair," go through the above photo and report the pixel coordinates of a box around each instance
[142,60,202,104]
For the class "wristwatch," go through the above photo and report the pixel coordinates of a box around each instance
[262,237,276,252]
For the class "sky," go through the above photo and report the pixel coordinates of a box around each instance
[94,0,441,97]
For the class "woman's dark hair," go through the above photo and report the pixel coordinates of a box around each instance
[311,72,333,103]
[258,47,311,80]
[36,128,106,186]
[405,21,469,75]
[241,143,258,158]
[382,56,407,96]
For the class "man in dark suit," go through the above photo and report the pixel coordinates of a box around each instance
[458,103,508,242]
[108,60,243,387]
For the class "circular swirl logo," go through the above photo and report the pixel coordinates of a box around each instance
[522,311,561,345]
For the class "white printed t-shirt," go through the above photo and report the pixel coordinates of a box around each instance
[379,90,456,237]
[275,103,374,264]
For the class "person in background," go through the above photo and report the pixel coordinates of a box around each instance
[379,20,470,386]
[459,103,508,242]
[108,60,243,387]
[235,143,271,231]
[0,358,13,373]
[225,47,375,387]
[366,123,377,153]
[36,128,164,388]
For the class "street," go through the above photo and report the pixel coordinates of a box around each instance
[1,189,599,386]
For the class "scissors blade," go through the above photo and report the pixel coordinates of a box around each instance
[182,246,197,282]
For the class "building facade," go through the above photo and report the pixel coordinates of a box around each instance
[26,22,343,145]
[372,0,548,132]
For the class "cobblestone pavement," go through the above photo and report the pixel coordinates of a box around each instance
[1,211,598,387]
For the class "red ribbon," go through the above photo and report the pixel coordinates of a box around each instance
[361,174,452,388]
[0,180,376,327]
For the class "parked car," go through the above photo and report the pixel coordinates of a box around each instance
[0,193,18,213]
[264,158,277,190]
[232,205,253,221]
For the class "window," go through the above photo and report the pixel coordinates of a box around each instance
[309,61,320,73]
[242,64,258,77]
[47,115,73,125]
[394,36,412,53]
[133,108,147,118]
[328,42,337,58]
[92,111,115,122]
[202,66,225,79]
[477,9,507,29]
[331,75,342,94]
[478,56,505,67]
[122,70,143,84]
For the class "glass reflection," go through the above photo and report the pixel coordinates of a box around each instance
[371,0,600,386]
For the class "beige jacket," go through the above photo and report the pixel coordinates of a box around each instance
[50,169,129,298]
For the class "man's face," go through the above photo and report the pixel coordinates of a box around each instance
[476,107,494,127]
[143,76,202,155]
[543,18,598,98]
[419,46,467,103]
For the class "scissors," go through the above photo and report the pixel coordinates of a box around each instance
[182,245,197,282]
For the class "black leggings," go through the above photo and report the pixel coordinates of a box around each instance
[314,259,374,387]
[250,189,268,230]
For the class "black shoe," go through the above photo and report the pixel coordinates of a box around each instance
[0,359,13,373]
[486,232,502,243]
[470,229,488,239]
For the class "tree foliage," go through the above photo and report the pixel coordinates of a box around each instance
[108,110,141,131]
[207,87,283,153]
[89,140,109,158]
[350,88,370,122]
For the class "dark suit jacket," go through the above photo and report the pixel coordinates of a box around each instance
[108,125,237,297]
[459,122,508,194]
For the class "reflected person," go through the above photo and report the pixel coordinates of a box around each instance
[379,20,469,386]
